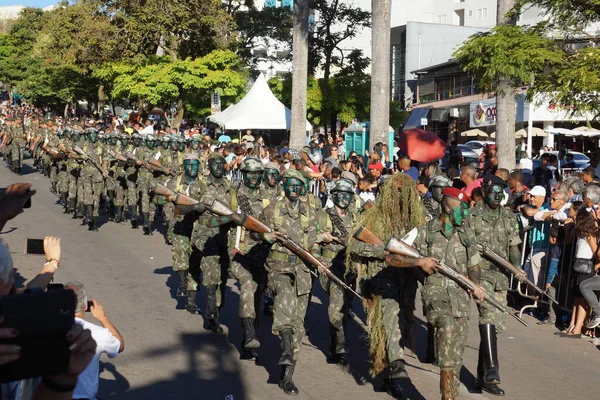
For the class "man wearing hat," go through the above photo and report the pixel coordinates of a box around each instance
[316,178,362,366]
[468,175,525,396]
[256,168,321,395]
[402,187,484,400]
[154,153,207,313]
[193,152,238,333]
[423,175,452,222]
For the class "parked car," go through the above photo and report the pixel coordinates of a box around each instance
[464,140,495,156]
[531,151,590,170]
[440,144,479,171]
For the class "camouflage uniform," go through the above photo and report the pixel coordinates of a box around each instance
[11,121,25,173]
[468,177,521,397]
[135,144,158,233]
[413,219,481,398]
[80,139,105,218]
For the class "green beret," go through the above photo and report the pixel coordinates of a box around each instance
[282,169,308,184]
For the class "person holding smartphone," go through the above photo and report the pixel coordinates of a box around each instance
[64,282,124,400]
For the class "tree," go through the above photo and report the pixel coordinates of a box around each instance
[369,0,391,150]
[94,50,247,127]
[290,0,310,149]
[453,10,561,169]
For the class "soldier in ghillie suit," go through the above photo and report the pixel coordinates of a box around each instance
[348,173,425,399]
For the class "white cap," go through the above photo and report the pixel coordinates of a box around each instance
[528,185,546,197]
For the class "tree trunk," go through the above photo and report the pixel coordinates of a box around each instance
[64,103,69,119]
[495,0,517,170]
[98,84,106,118]
[173,97,185,130]
[369,0,391,151]
[289,0,310,149]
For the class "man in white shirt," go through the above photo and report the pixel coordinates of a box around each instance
[65,281,124,400]
[139,119,154,135]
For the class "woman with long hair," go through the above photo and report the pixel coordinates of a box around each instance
[561,210,598,337]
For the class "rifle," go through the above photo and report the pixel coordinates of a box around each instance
[72,145,114,184]
[147,157,176,176]
[362,199,375,211]
[385,237,529,327]
[107,150,128,163]
[154,183,200,206]
[476,244,558,305]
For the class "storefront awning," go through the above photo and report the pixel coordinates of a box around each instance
[403,107,431,130]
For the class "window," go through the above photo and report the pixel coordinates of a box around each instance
[482,8,487,18]
[437,14,446,23]
[477,8,482,19]
[468,10,473,17]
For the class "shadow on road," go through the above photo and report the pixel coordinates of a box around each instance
[99,332,248,400]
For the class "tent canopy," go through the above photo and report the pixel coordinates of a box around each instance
[545,126,600,137]
[460,128,488,137]
[209,73,312,131]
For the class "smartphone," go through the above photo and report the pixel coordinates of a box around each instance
[47,283,64,291]
[0,289,75,382]
[0,188,32,209]
[86,300,93,312]
[23,238,45,255]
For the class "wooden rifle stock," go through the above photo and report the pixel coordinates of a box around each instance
[476,244,558,305]
[386,237,529,327]
[125,152,144,166]
[72,145,113,184]
[352,226,385,246]
[362,200,375,210]
[241,215,272,234]
[147,158,176,176]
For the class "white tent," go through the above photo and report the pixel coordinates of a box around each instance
[209,73,312,131]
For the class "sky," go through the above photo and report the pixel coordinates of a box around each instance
[1,1,56,8]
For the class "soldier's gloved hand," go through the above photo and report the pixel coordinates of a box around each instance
[318,232,334,243]
[177,203,205,215]
[514,268,527,283]
[230,213,245,226]
[371,244,387,259]
[80,154,88,160]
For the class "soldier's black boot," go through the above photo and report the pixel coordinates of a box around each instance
[176,271,187,297]
[142,212,152,235]
[263,297,274,317]
[279,362,299,395]
[15,167,21,175]
[425,322,437,365]
[70,200,79,219]
[205,286,223,333]
[383,360,408,399]
[87,206,98,231]
[278,328,294,366]
[114,206,123,223]
[479,324,505,396]
[129,206,139,229]
[77,203,85,220]
[241,318,260,361]
[327,321,348,365]
[185,290,199,314]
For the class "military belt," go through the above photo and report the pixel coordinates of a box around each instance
[426,274,458,288]
[321,249,338,260]
[268,251,298,264]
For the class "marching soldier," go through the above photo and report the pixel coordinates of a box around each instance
[408,188,484,400]
[135,134,159,235]
[193,152,237,333]
[126,133,142,228]
[230,157,269,361]
[423,175,452,222]
[256,169,321,395]
[155,153,207,313]
[80,129,107,231]
[468,175,524,396]
[316,178,362,366]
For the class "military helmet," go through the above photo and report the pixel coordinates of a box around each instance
[146,134,155,141]
[184,153,200,161]
[331,178,355,194]
[240,157,264,172]
[161,136,171,142]
[428,175,452,189]
[282,169,308,185]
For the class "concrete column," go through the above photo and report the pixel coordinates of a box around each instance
[543,121,555,148]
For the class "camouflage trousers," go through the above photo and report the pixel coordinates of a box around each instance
[229,252,264,319]
[197,237,229,308]
[318,261,351,325]
[58,168,69,194]
[49,163,58,185]
[171,233,203,291]
[111,173,127,207]
[268,271,310,357]
[137,176,156,220]
[477,269,508,333]
[163,203,175,241]
[67,166,80,200]
[126,169,138,210]
[81,167,104,216]
[10,142,24,166]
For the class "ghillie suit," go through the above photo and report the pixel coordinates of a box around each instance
[348,173,425,377]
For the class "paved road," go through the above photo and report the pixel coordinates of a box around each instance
[2,160,598,400]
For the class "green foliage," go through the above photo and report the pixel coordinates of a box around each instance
[522,0,600,27]
[96,51,248,117]
[453,25,562,93]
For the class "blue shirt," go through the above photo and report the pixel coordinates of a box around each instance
[403,167,419,182]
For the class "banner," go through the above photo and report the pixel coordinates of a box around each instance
[470,95,527,127]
